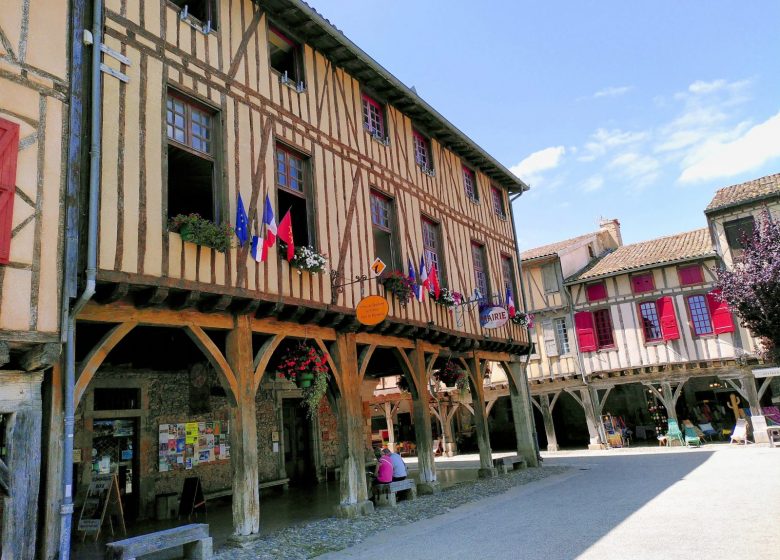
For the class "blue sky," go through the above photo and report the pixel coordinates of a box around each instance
[314,1,780,249]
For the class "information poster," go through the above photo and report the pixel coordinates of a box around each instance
[159,420,229,472]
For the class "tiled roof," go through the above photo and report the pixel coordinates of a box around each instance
[568,228,714,282]
[520,232,599,261]
[705,172,780,213]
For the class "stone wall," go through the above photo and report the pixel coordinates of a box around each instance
[318,399,340,469]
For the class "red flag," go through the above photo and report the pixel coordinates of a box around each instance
[278,209,295,261]
[430,264,441,300]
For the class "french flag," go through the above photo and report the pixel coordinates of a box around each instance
[250,235,263,263]
[408,258,419,301]
[261,194,277,262]
[506,287,516,317]
[419,256,429,301]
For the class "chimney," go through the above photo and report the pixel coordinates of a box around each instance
[599,218,623,248]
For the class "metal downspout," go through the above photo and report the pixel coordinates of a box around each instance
[60,0,102,557]
[509,192,542,462]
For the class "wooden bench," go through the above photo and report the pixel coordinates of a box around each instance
[493,455,527,474]
[203,478,290,502]
[105,523,212,560]
[372,479,417,507]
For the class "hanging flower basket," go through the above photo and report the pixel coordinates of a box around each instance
[276,342,331,418]
[397,375,411,393]
[430,287,459,308]
[434,361,468,394]
[511,311,532,327]
[380,270,415,305]
[169,213,234,253]
[288,245,328,274]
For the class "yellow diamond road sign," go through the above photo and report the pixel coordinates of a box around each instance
[370,258,386,276]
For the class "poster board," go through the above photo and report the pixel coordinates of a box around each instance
[158,420,230,472]
[77,473,126,541]
[178,476,206,519]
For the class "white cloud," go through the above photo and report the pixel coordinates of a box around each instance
[608,152,661,189]
[578,128,648,162]
[679,110,780,183]
[594,85,633,98]
[688,79,727,94]
[581,175,604,193]
[510,146,566,185]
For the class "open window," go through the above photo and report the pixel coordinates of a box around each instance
[268,26,303,86]
[463,166,479,202]
[170,0,218,30]
[275,143,314,247]
[501,254,517,302]
[361,93,386,141]
[491,185,506,219]
[471,241,489,300]
[166,91,218,220]
[370,190,399,272]
[413,129,433,174]
[422,217,446,285]
[724,216,755,260]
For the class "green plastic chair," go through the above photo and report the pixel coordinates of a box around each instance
[684,426,701,447]
[666,419,685,447]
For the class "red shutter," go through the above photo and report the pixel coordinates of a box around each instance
[707,290,735,334]
[0,118,20,264]
[574,311,597,352]
[586,283,606,301]
[656,296,680,341]
[678,265,703,286]
[631,273,654,293]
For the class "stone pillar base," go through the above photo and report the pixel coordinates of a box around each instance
[547,444,559,452]
[588,443,605,450]
[335,500,374,518]
[417,481,441,495]
[478,467,497,479]
[227,533,262,547]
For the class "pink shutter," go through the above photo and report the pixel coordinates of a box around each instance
[656,296,680,341]
[707,290,735,334]
[586,283,606,301]
[632,273,654,293]
[0,118,20,264]
[678,265,703,286]
[574,311,597,352]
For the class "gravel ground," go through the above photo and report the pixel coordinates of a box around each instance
[215,466,568,560]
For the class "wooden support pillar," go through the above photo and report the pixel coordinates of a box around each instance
[506,361,539,467]
[565,387,603,449]
[464,356,495,477]
[0,371,43,560]
[442,402,459,457]
[330,333,373,518]
[225,315,260,537]
[42,363,65,560]
[643,380,685,424]
[382,402,396,452]
[536,392,560,452]
[407,341,439,493]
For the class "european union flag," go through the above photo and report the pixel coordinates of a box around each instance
[235,193,249,247]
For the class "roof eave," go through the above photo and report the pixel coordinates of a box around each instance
[564,253,718,285]
[704,192,780,215]
[260,0,529,193]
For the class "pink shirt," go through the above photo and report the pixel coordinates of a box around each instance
[376,455,393,483]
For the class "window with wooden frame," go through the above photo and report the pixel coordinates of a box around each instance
[471,241,489,300]
[593,308,615,349]
[542,263,559,293]
[724,217,755,253]
[491,185,507,218]
[166,91,219,220]
[463,166,479,202]
[361,93,386,140]
[275,143,314,247]
[370,190,399,272]
[686,294,714,336]
[638,301,662,342]
[421,217,446,285]
[501,255,517,302]
[170,0,218,30]
[553,317,570,355]
[585,282,606,302]
[268,26,304,86]
[631,272,655,294]
[413,130,433,173]
[678,264,704,286]
[0,117,20,265]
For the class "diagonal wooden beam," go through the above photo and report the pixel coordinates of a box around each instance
[253,334,284,392]
[185,325,238,404]
[75,322,138,405]
[358,344,377,383]
[226,9,263,80]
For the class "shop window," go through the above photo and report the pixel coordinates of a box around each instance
[413,130,433,174]
[166,92,218,220]
[93,388,141,411]
[491,185,507,218]
[631,273,655,294]
[268,26,303,86]
[463,166,479,202]
[687,294,713,336]
[678,264,704,286]
[639,301,662,342]
[170,0,218,30]
[724,216,755,255]
[275,144,314,247]
[586,282,606,302]
[471,241,489,300]
[422,217,446,285]
[370,190,399,272]
[542,263,559,293]
[361,93,386,140]
[593,308,615,349]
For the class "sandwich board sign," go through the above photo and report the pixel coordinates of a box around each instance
[77,473,126,541]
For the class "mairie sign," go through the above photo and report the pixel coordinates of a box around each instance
[479,306,509,329]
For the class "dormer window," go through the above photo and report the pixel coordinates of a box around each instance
[268,27,303,87]
[361,93,386,140]
[413,130,433,174]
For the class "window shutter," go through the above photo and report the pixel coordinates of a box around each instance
[707,290,735,334]
[0,118,20,264]
[678,265,703,286]
[631,273,654,293]
[542,320,558,357]
[574,311,597,352]
[656,296,680,341]
[586,283,606,302]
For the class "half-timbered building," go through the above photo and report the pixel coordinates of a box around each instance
[35,1,537,557]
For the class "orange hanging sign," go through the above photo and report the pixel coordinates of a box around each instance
[356,295,389,326]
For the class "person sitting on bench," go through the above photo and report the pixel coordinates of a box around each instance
[373,448,393,486]
[388,448,407,482]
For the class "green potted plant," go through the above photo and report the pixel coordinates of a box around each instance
[168,213,234,253]
[380,270,415,305]
[434,361,469,395]
[276,342,331,419]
